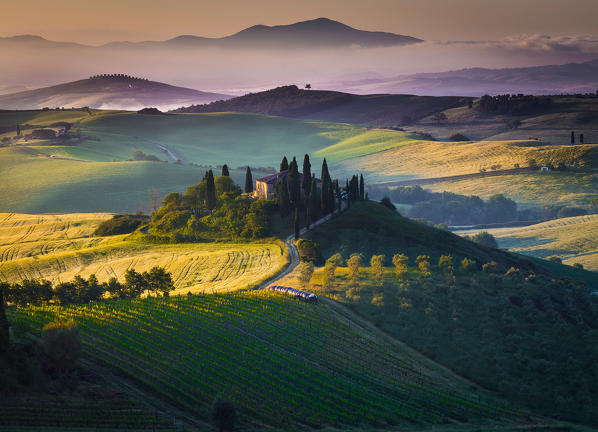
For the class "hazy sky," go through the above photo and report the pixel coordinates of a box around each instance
[1,0,597,44]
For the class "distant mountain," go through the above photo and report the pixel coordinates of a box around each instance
[172,85,469,126]
[157,18,422,49]
[0,18,421,51]
[0,75,230,111]
[327,59,598,96]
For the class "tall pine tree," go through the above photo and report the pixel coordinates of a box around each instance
[302,154,311,195]
[277,177,291,217]
[309,177,320,222]
[280,156,289,172]
[321,158,331,185]
[359,174,365,200]
[288,157,300,206]
[221,164,230,176]
[244,166,253,193]
[206,170,217,210]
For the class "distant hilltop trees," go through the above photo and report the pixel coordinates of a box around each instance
[89,74,149,81]
[477,94,552,115]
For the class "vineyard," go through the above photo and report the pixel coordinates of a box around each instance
[0,396,177,431]
[0,213,288,294]
[7,291,531,428]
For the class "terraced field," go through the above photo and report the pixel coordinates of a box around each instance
[456,214,598,270]
[0,213,288,294]
[7,291,531,429]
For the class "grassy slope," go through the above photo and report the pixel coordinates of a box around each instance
[333,139,598,183]
[456,214,598,270]
[8,291,532,429]
[425,170,598,208]
[403,97,598,143]
[0,213,287,294]
[304,201,598,285]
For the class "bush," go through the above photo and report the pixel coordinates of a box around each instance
[548,256,562,264]
[380,197,396,211]
[296,239,323,265]
[460,257,477,273]
[42,321,81,375]
[211,396,236,432]
[93,214,148,236]
[469,231,498,248]
[449,133,470,141]
[556,207,587,219]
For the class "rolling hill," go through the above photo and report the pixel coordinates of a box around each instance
[0,75,230,111]
[0,213,287,294]
[172,84,471,126]
[328,58,598,96]
[298,201,598,425]
[456,214,598,270]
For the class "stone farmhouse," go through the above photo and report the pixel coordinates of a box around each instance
[254,170,321,200]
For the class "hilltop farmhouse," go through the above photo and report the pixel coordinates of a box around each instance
[254,170,321,199]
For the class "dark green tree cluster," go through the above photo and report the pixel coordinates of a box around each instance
[150,172,275,241]
[477,94,552,115]
[322,254,598,426]
[1,267,174,306]
[346,173,366,205]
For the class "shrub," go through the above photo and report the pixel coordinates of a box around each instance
[380,197,396,211]
[449,133,470,141]
[548,256,562,264]
[296,239,323,265]
[94,214,148,236]
[573,263,584,270]
[42,320,81,374]
[470,231,498,248]
[460,257,477,273]
[557,207,587,219]
[482,261,499,273]
[438,255,454,274]
[211,396,236,432]
[323,253,343,289]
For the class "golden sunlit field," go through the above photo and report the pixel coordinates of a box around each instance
[0,213,288,293]
[456,214,598,270]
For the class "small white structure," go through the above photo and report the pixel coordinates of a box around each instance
[541,166,551,172]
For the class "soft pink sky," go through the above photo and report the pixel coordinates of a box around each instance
[1,0,597,44]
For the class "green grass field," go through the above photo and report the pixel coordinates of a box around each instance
[456,214,598,270]
[7,291,532,429]
[0,213,288,294]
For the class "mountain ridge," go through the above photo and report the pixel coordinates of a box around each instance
[0,18,422,50]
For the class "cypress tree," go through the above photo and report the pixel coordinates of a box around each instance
[206,170,217,210]
[328,183,336,213]
[294,208,300,239]
[306,208,311,230]
[278,177,290,217]
[244,166,253,193]
[302,154,311,195]
[280,156,289,172]
[16,124,20,136]
[288,157,300,206]
[321,158,331,185]
[580,133,584,144]
[309,177,320,221]
[571,131,575,145]
[221,164,230,176]
[0,285,9,354]
[359,174,365,200]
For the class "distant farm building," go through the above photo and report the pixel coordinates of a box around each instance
[254,170,321,200]
[541,166,551,172]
